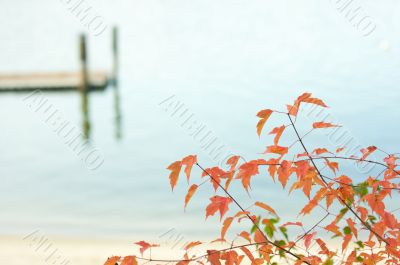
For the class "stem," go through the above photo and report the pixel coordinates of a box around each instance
[256,163,400,191]
[135,241,277,263]
[289,213,330,251]
[286,114,390,245]
[295,156,400,176]
[196,162,310,264]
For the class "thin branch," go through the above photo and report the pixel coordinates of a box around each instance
[287,114,390,245]
[196,163,310,264]
[295,156,400,176]
[135,241,269,263]
[289,213,330,251]
[257,163,400,191]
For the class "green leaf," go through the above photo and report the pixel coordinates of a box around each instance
[279,226,288,240]
[322,258,333,265]
[343,226,352,235]
[353,182,369,197]
[270,218,279,224]
[274,240,286,257]
[336,208,348,222]
[275,239,285,246]
[356,241,364,248]
[264,225,274,238]
[250,216,261,234]
[368,215,377,224]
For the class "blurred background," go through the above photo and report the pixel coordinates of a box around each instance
[0,0,399,264]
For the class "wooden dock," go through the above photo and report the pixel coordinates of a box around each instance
[0,27,119,93]
[0,71,109,92]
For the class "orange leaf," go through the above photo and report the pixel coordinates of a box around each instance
[240,246,256,263]
[256,109,273,137]
[266,158,280,181]
[300,199,318,215]
[241,246,264,265]
[325,222,342,237]
[210,238,227,244]
[336,147,345,153]
[384,212,397,230]
[346,218,358,238]
[384,155,397,167]
[226,155,241,171]
[254,230,266,244]
[294,160,310,179]
[121,256,137,265]
[312,122,340,129]
[269,125,285,146]
[167,161,182,191]
[221,217,234,239]
[238,231,251,243]
[206,196,233,220]
[302,97,328,107]
[184,241,202,251]
[264,145,288,156]
[342,234,352,252]
[360,146,377,160]
[184,184,198,209]
[207,250,222,265]
[304,231,316,249]
[254,201,277,216]
[104,256,120,265]
[277,160,293,188]
[364,194,385,216]
[325,160,339,174]
[288,93,312,116]
[202,167,227,191]
[236,160,263,192]
[302,178,313,198]
[313,148,329,155]
[357,206,368,221]
[315,238,331,256]
[288,93,327,117]
[258,245,272,263]
[181,155,197,183]
[224,171,235,190]
[221,250,242,265]
[296,152,309,158]
[234,211,250,218]
[282,222,302,227]
[134,241,159,256]
[176,261,190,265]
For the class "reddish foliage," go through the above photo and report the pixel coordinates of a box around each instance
[108,93,399,265]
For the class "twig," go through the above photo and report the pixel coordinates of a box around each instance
[286,114,390,245]
[196,162,311,264]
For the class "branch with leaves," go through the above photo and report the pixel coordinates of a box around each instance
[105,93,400,265]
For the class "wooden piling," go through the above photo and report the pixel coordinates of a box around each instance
[112,26,122,139]
[79,34,89,93]
[79,34,90,138]
[112,26,119,85]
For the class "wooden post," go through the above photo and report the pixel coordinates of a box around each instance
[80,34,89,92]
[79,34,90,138]
[112,26,121,139]
[112,26,118,85]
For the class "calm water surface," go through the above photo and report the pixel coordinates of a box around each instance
[0,0,399,241]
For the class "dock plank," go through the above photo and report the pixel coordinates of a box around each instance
[0,71,109,92]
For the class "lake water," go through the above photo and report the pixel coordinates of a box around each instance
[0,0,399,242]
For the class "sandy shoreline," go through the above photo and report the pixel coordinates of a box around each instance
[1,235,155,265]
[0,234,213,265]
[0,234,350,265]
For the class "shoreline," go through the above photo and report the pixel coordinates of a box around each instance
[0,234,215,265]
[1,234,136,265]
